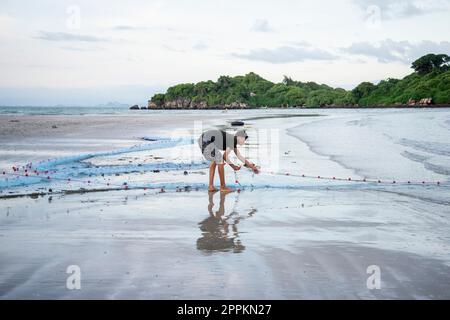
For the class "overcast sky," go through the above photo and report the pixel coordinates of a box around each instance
[1,0,449,106]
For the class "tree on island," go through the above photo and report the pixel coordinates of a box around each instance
[411,54,450,75]
[148,53,450,108]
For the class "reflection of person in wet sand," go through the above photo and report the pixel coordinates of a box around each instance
[197,192,256,253]
[198,129,260,193]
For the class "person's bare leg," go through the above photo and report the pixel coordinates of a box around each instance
[218,163,233,193]
[208,162,218,192]
[207,191,215,214]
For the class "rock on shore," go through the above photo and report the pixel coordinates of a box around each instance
[147,99,248,109]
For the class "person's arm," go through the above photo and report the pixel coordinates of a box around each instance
[223,147,240,170]
[234,148,259,173]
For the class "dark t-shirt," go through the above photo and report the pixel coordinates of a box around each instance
[201,130,237,151]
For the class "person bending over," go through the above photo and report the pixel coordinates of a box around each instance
[198,129,259,193]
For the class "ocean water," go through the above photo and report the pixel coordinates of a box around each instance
[0,106,131,115]
[0,106,276,116]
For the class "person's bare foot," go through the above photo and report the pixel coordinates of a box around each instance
[208,186,218,192]
[220,186,234,193]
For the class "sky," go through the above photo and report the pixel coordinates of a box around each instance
[0,0,449,106]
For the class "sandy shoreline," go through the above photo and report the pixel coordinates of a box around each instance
[0,113,241,141]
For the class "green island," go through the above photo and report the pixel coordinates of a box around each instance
[146,53,450,109]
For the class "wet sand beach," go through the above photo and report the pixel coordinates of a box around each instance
[1,108,450,299]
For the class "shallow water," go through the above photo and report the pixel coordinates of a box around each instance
[1,108,450,299]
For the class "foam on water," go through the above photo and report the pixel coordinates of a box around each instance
[0,136,204,190]
[289,109,450,182]
[32,135,194,170]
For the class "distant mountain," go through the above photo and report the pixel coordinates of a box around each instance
[94,101,129,108]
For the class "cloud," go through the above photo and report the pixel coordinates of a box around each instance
[162,44,185,53]
[111,25,176,32]
[192,41,208,50]
[342,39,450,63]
[235,39,450,65]
[34,31,109,42]
[354,0,450,19]
[113,25,147,31]
[232,43,335,63]
[24,64,78,70]
[60,46,104,52]
[250,19,273,32]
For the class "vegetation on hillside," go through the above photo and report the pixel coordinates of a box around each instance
[149,54,450,108]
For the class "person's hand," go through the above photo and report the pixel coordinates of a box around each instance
[231,164,241,171]
[246,162,259,174]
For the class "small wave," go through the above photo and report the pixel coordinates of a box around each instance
[33,136,194,171]
[345,117,375,127]
[445,119,450,129]
[401,151,450,176]
[0,161,208,190]
[399,138,450,157]
[0,136,198,190]
[2,176,449,200]
[401,150,428,162]
[424,162,450,176]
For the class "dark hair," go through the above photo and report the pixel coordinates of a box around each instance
[235,130,248,140]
